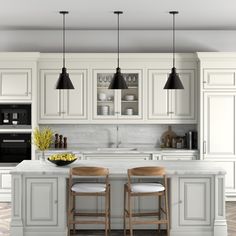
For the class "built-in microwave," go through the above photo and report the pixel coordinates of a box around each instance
[0,133,31,163]
[0,104,31,128]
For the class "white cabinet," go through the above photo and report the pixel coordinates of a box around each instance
[203,69,236,89]
[0,69,32,100]
[0,167,13,202]
[198,53,236,200]
[179,177,211,226]
[92,69,144,122]
[162,154,197,160]
[39,69,88,123]
[147,69,196,123]
[203,92,236,159]
[25,177,58,226]
[154,151,198,161]
[84,153,151,161]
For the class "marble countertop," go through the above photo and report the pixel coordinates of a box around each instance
[10,160,225,176]
[39,147,199,154]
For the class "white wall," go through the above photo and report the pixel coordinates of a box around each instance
[1,30,236,52]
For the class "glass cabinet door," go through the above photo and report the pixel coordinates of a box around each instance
[93,69,143,120]
[118,70,143,119]
[93,70,117,119]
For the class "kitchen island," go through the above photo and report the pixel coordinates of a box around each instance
[10,160,227,236]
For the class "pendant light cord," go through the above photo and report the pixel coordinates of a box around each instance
[63,13,66,68]
[173,13,175,68]
[117,12,120,68]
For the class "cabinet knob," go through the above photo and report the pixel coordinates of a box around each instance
[179,200,183,204]
[54,200,58,204]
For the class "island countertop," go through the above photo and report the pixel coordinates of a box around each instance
[11,160,225,176]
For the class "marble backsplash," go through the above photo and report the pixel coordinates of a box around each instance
[40,124,197,148]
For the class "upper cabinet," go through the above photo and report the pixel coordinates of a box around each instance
[37,53,197,124]
[203,69,236,90]
[0,69,32,100]
[92,69,143,122]
[147,69,196,123]
[38,69,88,123]
[0,52,39,102]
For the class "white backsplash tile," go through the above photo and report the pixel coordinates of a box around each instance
[40,124,197,148]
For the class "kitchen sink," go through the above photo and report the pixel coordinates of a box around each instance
[96,147,138,152]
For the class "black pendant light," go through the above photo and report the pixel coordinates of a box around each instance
[164,11,184,90]
[56,11,74,90]
[108,11,128,90]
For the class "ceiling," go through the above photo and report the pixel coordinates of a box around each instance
[0,0,235,30]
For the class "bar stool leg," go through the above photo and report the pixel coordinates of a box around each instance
[128,193,133,236]
[123,186,127,236]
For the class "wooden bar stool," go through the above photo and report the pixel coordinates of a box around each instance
[124,166,169,236]
[68,166,111,236]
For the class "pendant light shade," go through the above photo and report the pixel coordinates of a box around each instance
[56,11,74,90]
[164,11,184,90]
[108,11,128,90]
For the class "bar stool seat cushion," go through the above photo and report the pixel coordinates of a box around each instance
[130,183,165,193]
[71,183,106,193]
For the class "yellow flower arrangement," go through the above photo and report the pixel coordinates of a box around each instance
[33,127,54,151]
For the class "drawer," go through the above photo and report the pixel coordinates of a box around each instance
[203,69,236,89]
[162,155,197,160]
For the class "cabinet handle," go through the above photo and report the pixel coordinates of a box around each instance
[203,141,206,154]
[167,111,174,114]
[54,200,58,204]
[115,112,120,114]
[203,81,207,84]
[61,111,66,114]
[28,92,32,94]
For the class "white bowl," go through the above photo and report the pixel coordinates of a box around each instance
[125,94,135,101]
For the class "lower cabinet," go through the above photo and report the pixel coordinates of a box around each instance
[153,152,198,161]
[25,177,58,226]
[179,177,211,226]
[0,167,13,202]
[83,153,151,161]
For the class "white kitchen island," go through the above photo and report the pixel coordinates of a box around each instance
[10,160,227,236]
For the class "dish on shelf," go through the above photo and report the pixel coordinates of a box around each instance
[124,94,135,101]
[48,153,77,166]
[98,93,106,101]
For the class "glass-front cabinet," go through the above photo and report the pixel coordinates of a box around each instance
[92,69,143,121]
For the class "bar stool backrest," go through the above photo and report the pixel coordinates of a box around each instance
[127,166,167,190]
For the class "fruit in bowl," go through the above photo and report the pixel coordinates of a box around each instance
[48,153,77,166]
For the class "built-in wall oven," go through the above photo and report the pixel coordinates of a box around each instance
[0,133,31,163]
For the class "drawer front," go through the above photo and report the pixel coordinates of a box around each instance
[84,154,151,161]
[203,69,236,89]
[162,155,197,160]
